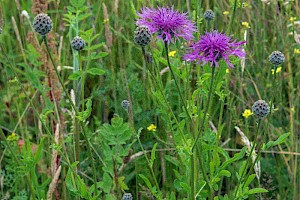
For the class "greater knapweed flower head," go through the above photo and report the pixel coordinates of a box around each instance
[121,100,130,112]
[134,25,152,47]
[33,14,52,36]
[136,6,196,44]
[122,193,133,200]
[184,30,246,67]
[269,51,285,66]
[252,100,270,118]
[203,10,215,21]
[71,36,86,51]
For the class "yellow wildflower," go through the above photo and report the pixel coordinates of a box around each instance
[147,124,157,132]
[294,48,300,54]
[226,69,230,74]
[242,109,253,119]
[168,51,177,57]
[223,11,229,15]
[289,17,296,23]
[242,22,250,29]
[7,133,19,142]
[271,67,282,75]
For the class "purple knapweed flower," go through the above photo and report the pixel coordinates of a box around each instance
[136,6,196,44]
[184,30,246,68]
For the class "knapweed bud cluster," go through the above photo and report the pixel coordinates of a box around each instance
[269,51,285,66]
[33,14,53,36]
[71,36,86,51]
[121,100,130,112]
[134,25,152,47]
[204,10,215,21]
[252,100,270,118]
[122,193,133,200]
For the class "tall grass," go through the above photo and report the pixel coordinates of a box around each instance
[0,0,299,199]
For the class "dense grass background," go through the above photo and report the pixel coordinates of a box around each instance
[0,0,299,199]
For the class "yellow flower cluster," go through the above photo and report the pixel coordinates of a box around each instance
[168,51,177,57]
[147,124,157,132]
[294,48,300,54]
[242,22,250,29]
[289,17,296,23]
[271,67,282,75]
[242,109,253,119]
[7,133,19,142]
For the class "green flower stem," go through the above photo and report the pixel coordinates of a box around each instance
[227,0,238,35]
[0,129,36,198]
[233,119,262,199]
[192,64,216,150]
[43,36,98,197]
[164,42,192,122]
[146,47,188,145]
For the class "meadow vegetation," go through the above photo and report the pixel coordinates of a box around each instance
[0,0,299,199]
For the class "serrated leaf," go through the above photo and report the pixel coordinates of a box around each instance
[87,68,106,76]
[68,71,82,80]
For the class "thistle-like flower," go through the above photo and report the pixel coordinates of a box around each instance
[71,36,86,51]
[269,51,285,66]
[33,13,52,36]
[136,6,196,43]
[184,30,246,67]
[252,100,270,118]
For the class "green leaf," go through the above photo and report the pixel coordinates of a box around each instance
[84,28,94,38]
[118,176,129,190]
[266,132,290,149]
[139,174,153,190]
[76,99,92,121]
[244,174,256,189]
[103,173,112,193]
[221,147,247,170]
[91,52,109,60]
[87,68,106,76]
[247,188,268,195]
[159,57,168,66]
[34,138,44,164]
[150,143,157,168]
[68,71,82,80]
[218,170,231,178]
[70,0,85,8]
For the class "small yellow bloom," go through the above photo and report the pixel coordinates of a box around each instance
[294,48,300,54]
[242,109,253,119]
[271,67,282,75]
[7,133,19,142]
[226,69,230,74]
[223,11,229,15]
[242,22,250,29]
[289,17,296,23]
[168,51,177,57]
[147,124,157,132]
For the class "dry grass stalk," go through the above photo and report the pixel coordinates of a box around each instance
[102,3,112,48]
[32,0,48,15]
[235,126,261,180]
[51,124,60,176]
[11,16,26,63]
[46,165,61,200]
